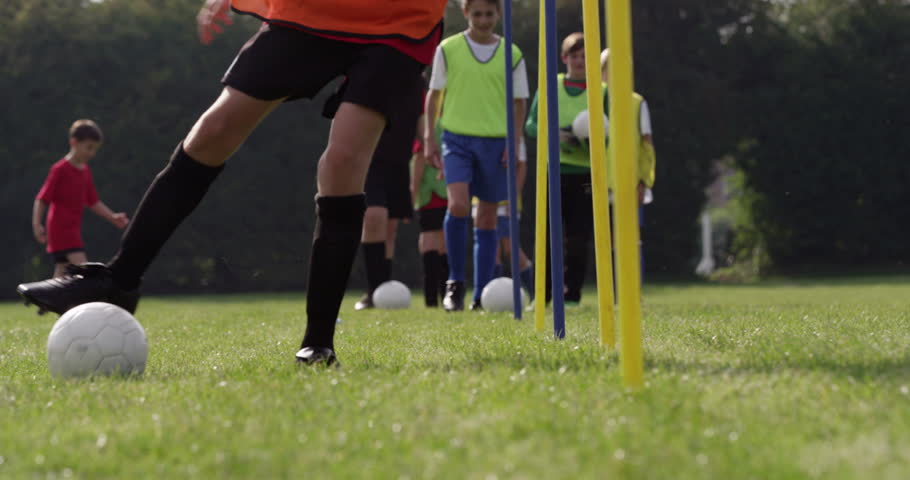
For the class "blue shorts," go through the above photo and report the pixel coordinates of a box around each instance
[441,131,508,203]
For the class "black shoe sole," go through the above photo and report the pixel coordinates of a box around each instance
[18,288,51,316]
[296,356,340,368]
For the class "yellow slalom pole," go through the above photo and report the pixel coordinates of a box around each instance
[581,0,616,349]
[533,0,548,333]
[607,0,644,389]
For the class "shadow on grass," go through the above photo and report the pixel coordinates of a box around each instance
[334,339,910,381]
[644,353,910,381]
[647,273,910,290]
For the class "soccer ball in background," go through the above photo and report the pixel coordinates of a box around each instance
[481,277,529,312]
[47,302,148,378]
[571,109,609,140]
[372,280,411,309]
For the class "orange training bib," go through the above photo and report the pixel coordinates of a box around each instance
[231,0,447,41]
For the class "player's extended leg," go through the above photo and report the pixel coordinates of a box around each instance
[297,101,385,365]
[355,206,390,310]
[17,87,281,315]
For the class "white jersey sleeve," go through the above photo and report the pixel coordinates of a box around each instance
[513,58,529,99]
[639,99,652,136]
[428,46,447,90]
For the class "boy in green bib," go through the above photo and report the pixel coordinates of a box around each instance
[423,0,528,311]
[525,33,655,304]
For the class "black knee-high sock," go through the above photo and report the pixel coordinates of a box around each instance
[302,195,366,350]
[108,144,224,290]
[422,251,439,307]
[362,242,387,295]
[437,253,449,303]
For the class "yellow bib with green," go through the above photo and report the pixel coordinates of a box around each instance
[439,34,523,138]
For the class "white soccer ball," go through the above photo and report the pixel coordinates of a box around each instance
[47,302,148,378]
[481,277,529,312]
[372,280,411,309]
[571,109,609,140]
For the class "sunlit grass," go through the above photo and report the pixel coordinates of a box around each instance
[2,277,909,479]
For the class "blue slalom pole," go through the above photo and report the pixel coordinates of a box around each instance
[543,0,565,338]
[503,0,522,319]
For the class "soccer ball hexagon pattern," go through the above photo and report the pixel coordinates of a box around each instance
[47,302,148,378]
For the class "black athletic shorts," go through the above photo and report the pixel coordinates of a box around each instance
[222,23,424,128]
[363,76,423,219]
[49,248,84,264]
[418,207,446,232]
[365,159,413,219]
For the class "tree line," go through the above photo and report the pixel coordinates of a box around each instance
[1,0,906,298]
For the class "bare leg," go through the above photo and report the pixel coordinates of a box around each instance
[419,230,444,254]
[107,87,283,289]
[361,207,389,243]
[317,103,384,195]
[446,182,470,218]
[184,87,283,166]
[474,201,497,230]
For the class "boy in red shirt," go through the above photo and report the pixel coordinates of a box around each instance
[18,0,446,367]
[33,120,129,279]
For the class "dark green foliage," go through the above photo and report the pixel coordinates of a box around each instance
[729,0,910,268]
[1,0,907,298]
[1,0,329,295]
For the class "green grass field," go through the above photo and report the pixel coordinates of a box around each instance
[2,277,910,479]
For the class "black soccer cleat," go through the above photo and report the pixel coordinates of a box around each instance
[354,293,374,311]
[295,346,339,367]
[16,263,140,316]
[443,280,465,312]
[470,299,483,312]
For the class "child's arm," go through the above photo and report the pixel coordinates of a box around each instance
[513,98,527,142]
[516,156,528,194]
[89,201,130,229]
[411,151,426,204]
[32,199,47,244]
[423,89,444,169]
[524,92,538,138]
[503,99,527,166]
[411,113,427,204]
[638,99,656,203]
[197,0,233,45]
